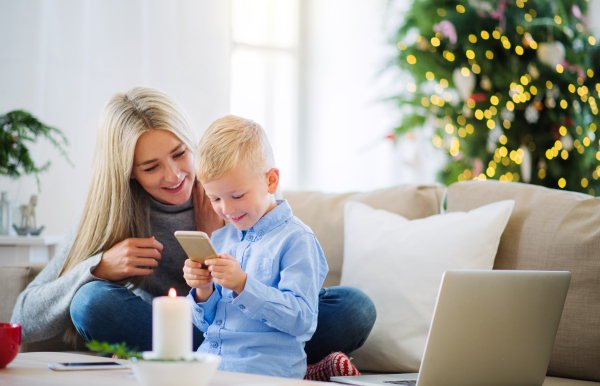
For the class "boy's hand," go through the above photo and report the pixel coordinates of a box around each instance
[183,259,213,302]
[205,254,247,295]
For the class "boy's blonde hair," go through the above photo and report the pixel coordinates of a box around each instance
[196,115,276,182]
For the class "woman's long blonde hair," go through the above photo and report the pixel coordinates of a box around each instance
[58,87,197,343]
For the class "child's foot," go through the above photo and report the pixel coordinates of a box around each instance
[304,351,361,382]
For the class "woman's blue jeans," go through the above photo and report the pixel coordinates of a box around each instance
[70,281,376,364]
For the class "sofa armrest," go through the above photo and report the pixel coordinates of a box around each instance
[0,262,90,352]
[0,263,47,324]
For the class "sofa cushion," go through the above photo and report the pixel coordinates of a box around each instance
[0,264,46,323]
[284,184,445,288]
[341,199,514,373]
[446,180,600,382]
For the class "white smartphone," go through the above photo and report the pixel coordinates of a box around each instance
[174,230,219,269]
[48,361,129,371]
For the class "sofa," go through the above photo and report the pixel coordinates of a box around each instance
[1,180,599,385]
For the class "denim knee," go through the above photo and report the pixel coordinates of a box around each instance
[336,286,377,330]
[70,281,120,340]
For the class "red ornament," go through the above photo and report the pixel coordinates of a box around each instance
[550,124,561,140]
[470,93,488,102]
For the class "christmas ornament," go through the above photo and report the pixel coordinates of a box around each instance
[468,0,493,13]
[573,39,584,52]
[501,108,515,122]
[487,125,503,153]
[545,88,559,108]
[562,62,586,79]
[561,134,574,151]
[452,67,476,101]
[487,0,508,32]
[528,63,540,79]
[525,104,540,123]
[473,158,484,177]
[433,21,457,44]
[537,42,566,67]
[462,106,473,118]
[572,4,589,25]
[520,145,532,183]
[480,76,492,91]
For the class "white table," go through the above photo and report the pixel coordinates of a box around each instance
[1,352,323,386]
[0,235,64,267]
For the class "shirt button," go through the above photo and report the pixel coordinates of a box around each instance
[261,319,267,322]
[258,231,263,236]
[211,342,218,348]
[215,320,222,325]
[239,305,246,310]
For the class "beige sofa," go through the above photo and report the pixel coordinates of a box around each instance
[2,180,600,385]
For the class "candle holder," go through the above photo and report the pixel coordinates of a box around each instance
[86,340,221,386]
[130,352,221,386]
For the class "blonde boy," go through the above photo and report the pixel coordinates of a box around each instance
[183,115,328,378]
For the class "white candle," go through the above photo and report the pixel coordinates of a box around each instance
[152,288,192,360]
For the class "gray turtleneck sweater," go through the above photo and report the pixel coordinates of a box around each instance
[11,196,199,343]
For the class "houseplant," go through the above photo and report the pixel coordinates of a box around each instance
[0,109,71,189]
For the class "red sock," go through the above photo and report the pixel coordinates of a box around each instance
[304,352,361,382]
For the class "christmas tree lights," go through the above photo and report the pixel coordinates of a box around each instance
[391,0,600,194]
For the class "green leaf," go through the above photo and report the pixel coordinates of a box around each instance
[0,110,73,191]
[85,340,143,360]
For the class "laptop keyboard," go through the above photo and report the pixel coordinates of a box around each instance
[383,381,416,385]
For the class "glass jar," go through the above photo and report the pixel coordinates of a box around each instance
[0,192,8,235]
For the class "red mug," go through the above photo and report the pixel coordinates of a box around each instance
[0,323,21,369]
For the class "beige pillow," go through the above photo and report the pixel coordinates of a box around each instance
[284,184,445,287]
[341,199,514,373]
[446,180,600,382]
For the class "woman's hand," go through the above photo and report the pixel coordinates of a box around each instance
[192,179,224,237]
[206,254,247,295]
[92,237,164,281]
[183,259,214,302]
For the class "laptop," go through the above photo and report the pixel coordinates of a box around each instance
[331,270,571,386]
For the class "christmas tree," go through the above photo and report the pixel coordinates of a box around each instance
[392,0,600,195]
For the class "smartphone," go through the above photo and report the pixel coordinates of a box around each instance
[174,230,219,269]
[48,361,129,371]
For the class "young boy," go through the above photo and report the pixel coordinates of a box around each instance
[183,115,329,379]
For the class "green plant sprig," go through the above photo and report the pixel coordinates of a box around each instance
[0,110,72,190]
[86,340,142,360]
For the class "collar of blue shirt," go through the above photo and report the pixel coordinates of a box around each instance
[236,199,292,241]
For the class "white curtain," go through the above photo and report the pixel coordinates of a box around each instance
[0,0,231,234]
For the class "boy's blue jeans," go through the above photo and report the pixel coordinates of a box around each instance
[70,281,376,364]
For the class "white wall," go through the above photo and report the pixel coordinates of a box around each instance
[0,0,231,235]
[299,0,445,193]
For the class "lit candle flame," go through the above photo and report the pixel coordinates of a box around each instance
[168,288,177,298]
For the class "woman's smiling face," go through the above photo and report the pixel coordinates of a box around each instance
[131,129,195,205]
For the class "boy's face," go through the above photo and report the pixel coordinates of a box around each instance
[202,164,279,231]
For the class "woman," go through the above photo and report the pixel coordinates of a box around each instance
[10,87,376,373]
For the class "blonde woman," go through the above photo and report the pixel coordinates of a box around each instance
[10,87,376,370]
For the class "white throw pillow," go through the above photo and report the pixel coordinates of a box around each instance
[340,199,514,373]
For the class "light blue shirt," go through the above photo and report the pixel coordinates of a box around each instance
[188,200,329,379]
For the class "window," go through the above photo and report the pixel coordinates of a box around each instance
[230,0,299,189]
